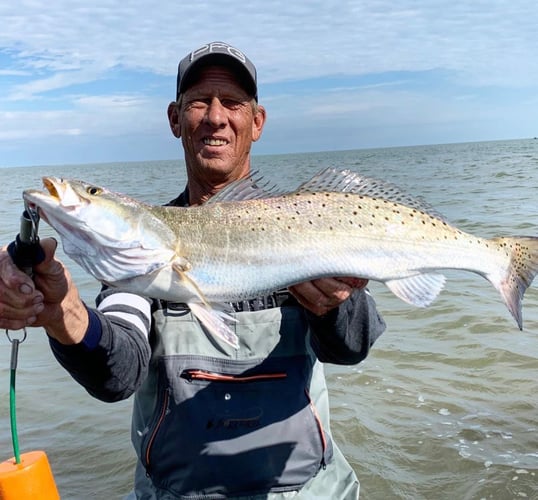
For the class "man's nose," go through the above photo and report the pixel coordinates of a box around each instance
[205,97,226,127]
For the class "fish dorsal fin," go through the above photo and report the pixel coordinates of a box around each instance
[297,167,446,219]
[206,167,446,221]
[205,171,285,204]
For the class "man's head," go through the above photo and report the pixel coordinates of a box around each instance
[176,41,258,102]
[168,42,266,200]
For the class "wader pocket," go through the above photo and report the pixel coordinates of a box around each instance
[141,354,332,498]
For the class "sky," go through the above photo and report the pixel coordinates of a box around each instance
[0,0,537,168]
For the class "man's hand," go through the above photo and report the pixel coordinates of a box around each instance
[0,241,45,331]
[0,238,88,344]
[289,277,368,316]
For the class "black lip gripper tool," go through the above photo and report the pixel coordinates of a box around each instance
[5,203,45,356]
[7,204,45,278]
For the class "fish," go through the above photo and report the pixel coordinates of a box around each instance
[23,168,538,348]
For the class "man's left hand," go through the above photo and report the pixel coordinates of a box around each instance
[289,277,368,316]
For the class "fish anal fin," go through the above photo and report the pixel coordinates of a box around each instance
[386,273,446,308]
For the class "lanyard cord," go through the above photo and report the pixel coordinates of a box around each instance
[6,329,26,465]
[4,205,41,465]
[3,205,44,466]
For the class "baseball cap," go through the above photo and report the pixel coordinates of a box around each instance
[176,41,258,101]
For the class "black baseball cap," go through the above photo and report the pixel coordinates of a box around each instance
[176,41,258,102]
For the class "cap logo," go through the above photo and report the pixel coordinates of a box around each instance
[189,42,247,64]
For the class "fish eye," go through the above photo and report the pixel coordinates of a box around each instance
[86,186,102,196]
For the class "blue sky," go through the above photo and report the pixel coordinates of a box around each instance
[0,0,537,167]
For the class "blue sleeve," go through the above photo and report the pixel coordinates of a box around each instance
[48,304,151,403]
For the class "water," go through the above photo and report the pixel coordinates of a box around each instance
[1,139,537,499]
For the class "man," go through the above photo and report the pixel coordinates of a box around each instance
[0,42,385,499]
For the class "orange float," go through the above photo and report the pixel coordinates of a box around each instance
[0,451,59,499]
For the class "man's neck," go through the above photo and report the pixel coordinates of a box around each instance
[185,163,252,206]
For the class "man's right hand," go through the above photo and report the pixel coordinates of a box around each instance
[0,238,88,344]
[0,240,46,331]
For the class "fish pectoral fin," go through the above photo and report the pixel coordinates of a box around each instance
[385,273,446,308]
[170,262,239,348]
[172,258,191,273]
[172,260,209,306]
[188,302,239,349]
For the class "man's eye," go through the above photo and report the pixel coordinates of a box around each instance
[186,99,208,110]
[222,99,243,109]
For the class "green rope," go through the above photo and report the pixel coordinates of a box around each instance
[9,338,22,464]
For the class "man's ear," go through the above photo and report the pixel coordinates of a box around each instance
[167,102,181,138]
[251,105,266,142]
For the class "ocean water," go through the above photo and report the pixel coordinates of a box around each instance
[0,139,537,499]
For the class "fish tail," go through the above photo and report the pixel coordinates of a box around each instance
[490,236,538,329]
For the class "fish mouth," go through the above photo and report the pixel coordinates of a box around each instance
[23,177,81,217]
[43,177,62,200]
[22,177,63,224]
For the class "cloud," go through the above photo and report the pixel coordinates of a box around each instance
[7,68,106,101]
[0,0,537,166]
[0,93,164,139]
[2,1,537,89]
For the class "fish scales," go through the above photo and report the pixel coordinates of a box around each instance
[22,168,538,348]
[157,192,499,292]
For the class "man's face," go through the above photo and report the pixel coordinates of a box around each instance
[175,66,266,182]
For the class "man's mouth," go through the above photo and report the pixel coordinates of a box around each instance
[203,138,228,146]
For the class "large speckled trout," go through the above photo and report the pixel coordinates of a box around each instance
[23,168,538,347]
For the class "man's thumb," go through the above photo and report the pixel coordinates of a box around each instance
[36,237,58,267]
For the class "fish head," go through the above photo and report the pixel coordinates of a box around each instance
[23,177,178,284]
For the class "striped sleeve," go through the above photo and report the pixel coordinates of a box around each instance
[97,290,152,339]
[49,289,153,402]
